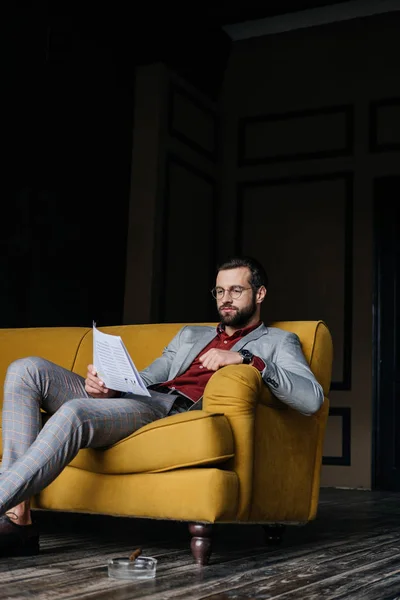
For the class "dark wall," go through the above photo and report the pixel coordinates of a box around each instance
[3,5,231,329]
[3,8,135,328]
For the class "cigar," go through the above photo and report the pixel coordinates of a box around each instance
[129,548,142,562]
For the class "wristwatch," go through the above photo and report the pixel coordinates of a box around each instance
[239,349,254,365]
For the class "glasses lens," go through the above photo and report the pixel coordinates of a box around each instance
[212,287,246,299]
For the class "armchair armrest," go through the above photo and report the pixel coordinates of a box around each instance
[250,385,329,523]
[203,364,263,520]
[203,365,329,524]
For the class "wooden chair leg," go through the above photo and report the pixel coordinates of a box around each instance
[263,524,286,546]
[188,523,213,565]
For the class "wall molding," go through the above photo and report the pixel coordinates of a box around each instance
[238,104,354,166]
[155,153,217,322]
[168,83,218,161]
[236,171,353,391]
[223,0,400,40]
[369,97,400,153]
[323,407,351,466]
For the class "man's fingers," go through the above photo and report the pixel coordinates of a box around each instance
[85,376,106,393]
[201,358,220,371]
[85,382,108,398]
[85,384,101,397]
[199,351,215,365]
[87,364,104,383]
[87,372,103,386]
[86,366,106,388]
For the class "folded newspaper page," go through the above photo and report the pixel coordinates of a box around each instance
[93,323,150,396]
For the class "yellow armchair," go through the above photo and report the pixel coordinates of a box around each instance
[0,320,333,564]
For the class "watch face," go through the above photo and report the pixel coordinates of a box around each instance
[240,350,253,364]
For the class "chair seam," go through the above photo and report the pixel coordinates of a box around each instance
[110,412,226,448]
[69,453,235,475]
[71,328,92,373]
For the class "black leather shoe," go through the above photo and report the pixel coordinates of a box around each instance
[0,514,40,557]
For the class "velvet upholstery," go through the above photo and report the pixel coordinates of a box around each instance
[0,321,332,527]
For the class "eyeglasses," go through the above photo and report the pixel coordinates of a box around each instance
[211,286,253,300]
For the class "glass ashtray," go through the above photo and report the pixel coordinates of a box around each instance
[107,556,157,580]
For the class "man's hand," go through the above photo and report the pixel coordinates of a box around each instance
[85,365,118,399]
[199,349,243,372]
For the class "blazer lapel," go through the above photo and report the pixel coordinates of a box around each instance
[169,329,217,379]
[230,323,268,352]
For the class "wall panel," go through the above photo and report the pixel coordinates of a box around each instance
[160,154,216,322]
[237,173,353,390]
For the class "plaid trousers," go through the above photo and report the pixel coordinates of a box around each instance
[0,357,169,516]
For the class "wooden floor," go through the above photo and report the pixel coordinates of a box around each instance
[1,488,400,600]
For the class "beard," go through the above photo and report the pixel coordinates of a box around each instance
[218,293,258,328]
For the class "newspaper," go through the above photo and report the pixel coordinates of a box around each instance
[92,323,150,396]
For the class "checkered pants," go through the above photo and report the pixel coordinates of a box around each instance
[0,357,166,515]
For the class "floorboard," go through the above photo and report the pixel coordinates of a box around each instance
[1,489,400,600]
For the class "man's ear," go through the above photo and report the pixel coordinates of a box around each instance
[256,286,267,304]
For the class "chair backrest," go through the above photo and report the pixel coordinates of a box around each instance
[270,320,333,396]
[0,327,89,410]
[0,320,333,404]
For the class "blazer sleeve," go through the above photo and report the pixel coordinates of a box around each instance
[259,332,324,416]
[139,327,186,387]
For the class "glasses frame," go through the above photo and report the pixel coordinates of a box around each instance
[211,286,253,300]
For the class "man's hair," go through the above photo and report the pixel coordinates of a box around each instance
[217,256,268,289]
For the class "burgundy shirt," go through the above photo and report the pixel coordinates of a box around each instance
[160,321,266,402]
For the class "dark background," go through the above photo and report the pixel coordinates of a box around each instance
[3,1,355,328]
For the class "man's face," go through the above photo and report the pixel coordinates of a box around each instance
[215,267,258,328]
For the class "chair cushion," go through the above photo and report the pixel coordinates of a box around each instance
[69,411,234,475]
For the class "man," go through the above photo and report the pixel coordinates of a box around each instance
[0,256,324,556]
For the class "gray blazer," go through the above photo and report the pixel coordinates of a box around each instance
[139,324,324,416]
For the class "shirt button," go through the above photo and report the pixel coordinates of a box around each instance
[223,341,227,344]
[199,365,204,369]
